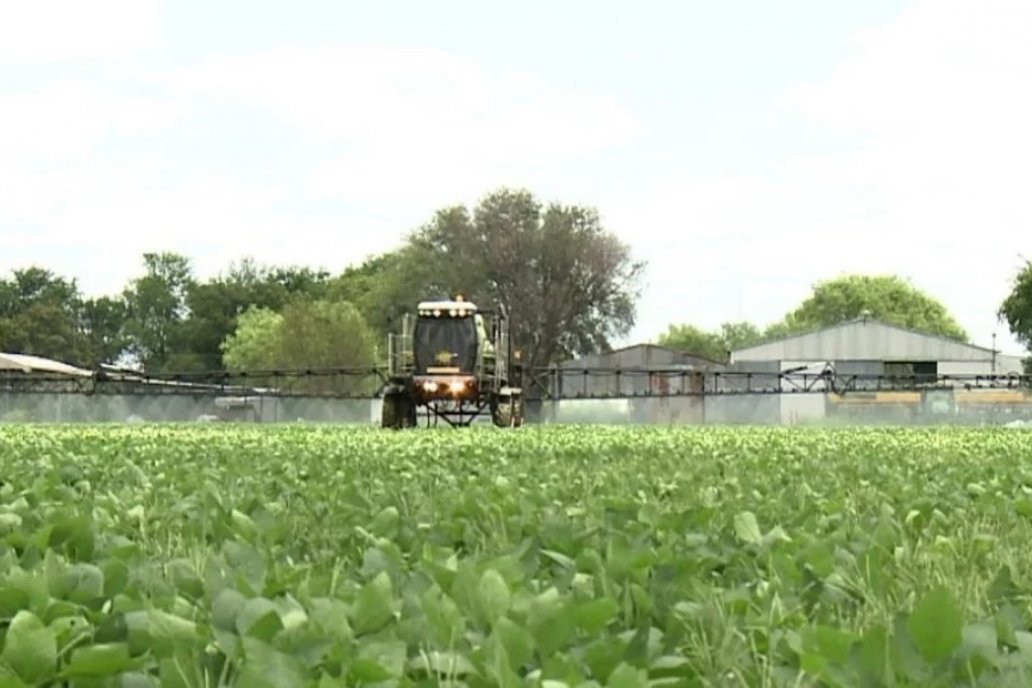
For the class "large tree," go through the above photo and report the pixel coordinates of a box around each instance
[998,259,1032,370]
[327,251,417,344]
[776,274,968,340]
[0,267,84,362]
[121,252,195,371]
[658,274,966,358]
[0,267,131,367]
[393,187,645,369]
[77,296,129,367]
[181,258,334,371]
[658,321,764,362]
[221,297,378,393]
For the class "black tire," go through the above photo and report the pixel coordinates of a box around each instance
[401,393,417,428]
[383,387,418,431]
[381,391,401,429]
[491,392,524,428]
[382,388,417,429]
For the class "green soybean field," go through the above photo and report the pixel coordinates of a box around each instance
[2,424,1032,686]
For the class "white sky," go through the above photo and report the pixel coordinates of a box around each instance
[1,0,1030,354]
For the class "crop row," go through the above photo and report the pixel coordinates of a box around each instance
[1,424,1032,686]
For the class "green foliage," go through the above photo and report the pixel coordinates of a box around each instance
[77,296,129,367]
[121,252,195,371]
[657,321,763,361]
[328,252,417,341]
[0,268,86,364]
[656,323,722,360]
[0,268,129,368]
[181,259,334,371]
[11,205,643,371]
[221,297,378,393]
[999,259,1032,368]
[0,424,1031,684]
[781,274,968,340]
[395,187,646,367]
[221,306,285,371]
[660,274,969,355]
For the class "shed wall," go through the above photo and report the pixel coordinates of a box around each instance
[555,344,713,398]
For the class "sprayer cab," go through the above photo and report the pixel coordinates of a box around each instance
[411,297,480,401]
[382,294,523,428]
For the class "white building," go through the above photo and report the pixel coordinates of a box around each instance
[725,318,1027,425]
[730,317,1024,376]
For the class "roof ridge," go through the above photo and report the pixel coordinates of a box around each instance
[731,316,995,355]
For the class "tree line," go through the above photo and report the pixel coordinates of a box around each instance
[657,274,971,362]
[0,188,642,375]
[3,187,1032,374]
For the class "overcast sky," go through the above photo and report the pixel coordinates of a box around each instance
[2,0,1030,354]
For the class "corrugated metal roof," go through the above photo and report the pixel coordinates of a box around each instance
[559,343,723,369]
[0,352,93,377]
[730,318,997,363]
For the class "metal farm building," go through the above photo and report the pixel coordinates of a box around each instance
[724,317,1029,424]
[728,316,1023,377]
[526,344,719,424]
[534,318,1032,425]
[551,343,721,398]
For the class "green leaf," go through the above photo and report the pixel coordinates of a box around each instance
[167,559,204,600]
[310,598,353,644]
[47,515,95,560]
[350,571,395,635]
[733,511,762,544]
[273,595,308,632]
[231,509,258,540]
[541,549,576,569]
[235,597,283,640]
[907,587,963,664]
[478,568,511,623]
[0,587,29,619]
[527,587,574,656]
[606,662,648,688]
[574,597,619,634]
[236,637,307,688]
[649,654,692,678]
[420,586,465,649]
[850,624,889,684]
[349,639,406,682]
[316,674,345,688]
[48,614,91,646]
[211,588,247,631]
[123,611,151,656]
[102,558,130,598]
[1,610,57,683]
[891,615,931,683]
[493,616,535,669]
[369,506,400,538]
[0,513,22,533]
[115,673,160,688]
[485,634,524,688]
[806,625,858,663]
[62,642,131,676]
[958,622,999,678]
[348,659,394,683]
[61,562,105,603]
[407,651,477,677]
[148,609,203,653]
[988,565,1021,607]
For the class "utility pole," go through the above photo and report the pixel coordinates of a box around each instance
[992,332,997,373]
